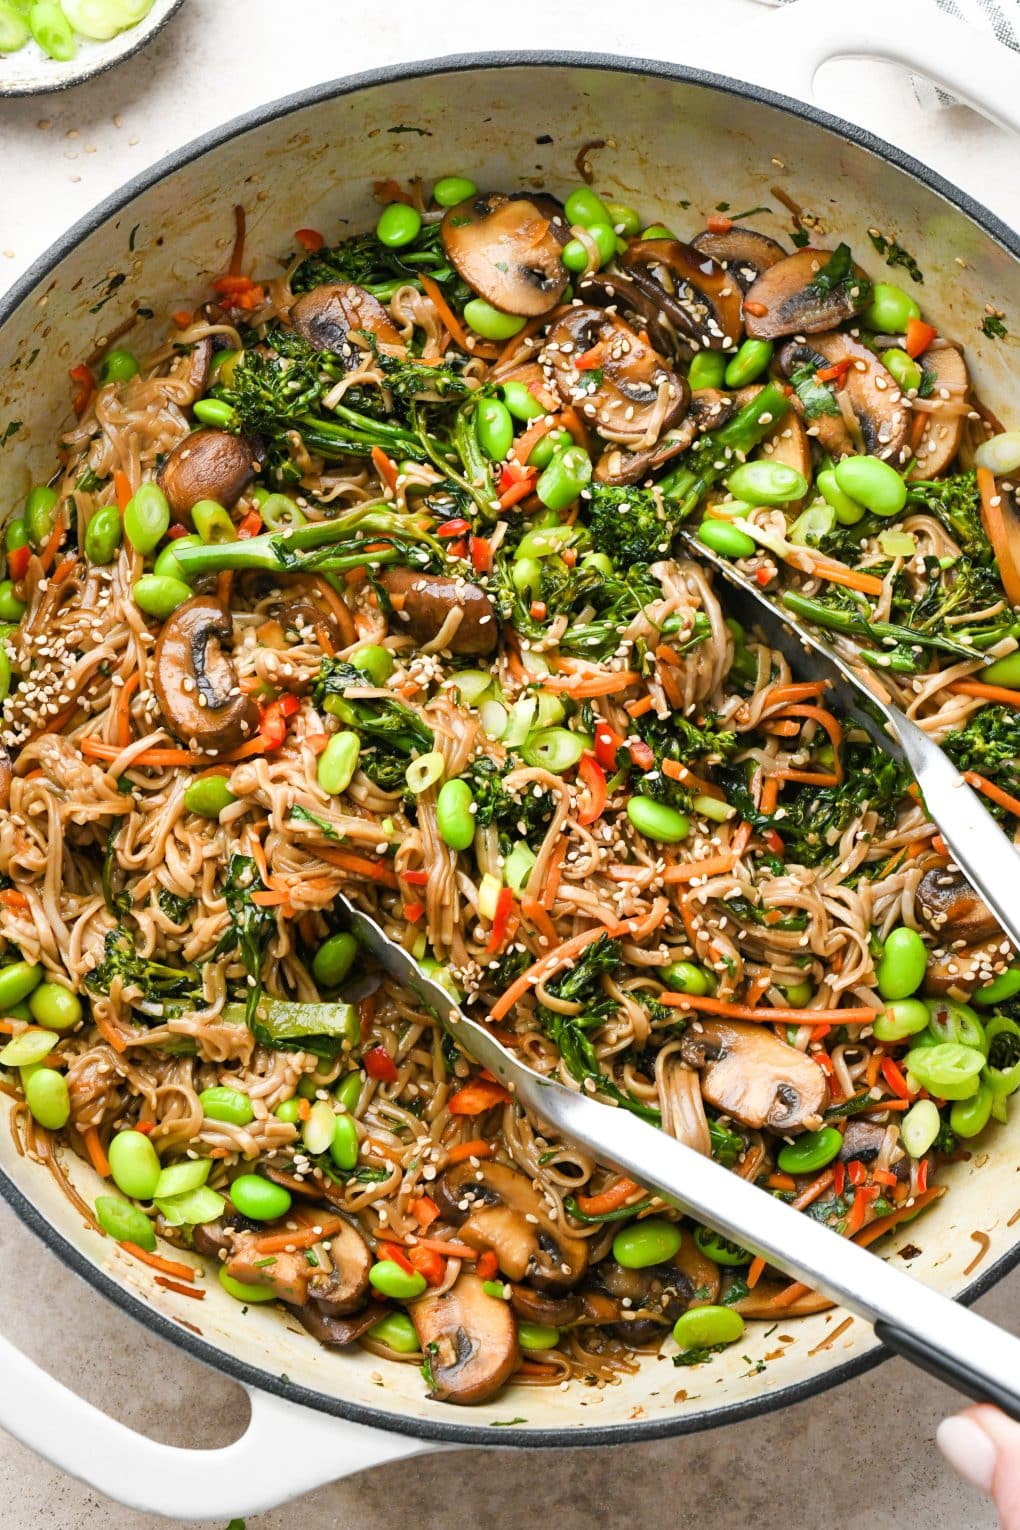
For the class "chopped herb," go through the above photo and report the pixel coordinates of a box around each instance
[982,315,1008,340]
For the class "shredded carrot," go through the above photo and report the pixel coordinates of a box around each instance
[82,1126,110,1179]
[767,1172,797,1192]
[655,992,877,1024]
[371,444,400,492]
[113,471,133,511]
[807,562,885,597]
[495,313,550,366]
[80,738,266,769]
[762,718,800,738]
[448,1079,512,1115]
[776,704,844,780]
[313,845,399,888]
[521,895,559,950]
[963,770,1020,820]
[38,517,66,574]
[410,1195,440,1230]
[171,310,193,330]
[771,1279,812,1310]
[445,1138,494,1165]
[116,671,141,749]
[574,1177,641,1217]
[865,1051,883,1089]
[250,889,292,908]
[294,227,325,252]
[514,416,557,467]
[774,769,840,787]
[499,474,538,510]
[518,1360,560,1376]
[91,1007,129,1054]
[488,914,652,1023]
[539,838,567,912]
[747,1256,767,1289]
[541,669,640,697]
[625,695,655,719]
[662,853,738,885]
[119,1243,197,1280]
[0,888,30,915]
[932,834,949,858]
[661,758,720,797]
[153,1275,206,1300]
[949,679,1020,709]
[759,776,780,815]
[853,1186,944,1247]
[558,405,592,453]
[977,465,1020,606]
[254,1220,345,1255]
[408,1237,479,1261]
[752,681,829,715]
[791,1169,835,1212]
[419,274,475,353]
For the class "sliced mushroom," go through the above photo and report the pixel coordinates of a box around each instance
[190,1218,238,1259]
[509,1284,583,1329]
[441,192,569,317]
[728,1278,833,1319]
[577,269,676,356]
[659,1057,711,1155]
[378,567,498,657]
[307,1220,372,1314]
[621,239,744,352]
[907,345,970,480]
[917,865,999,946]
[923,936,1009,998]
[226,1236,313,1305]
[287,1301,388,1347]
[838,1119,909,1180]
[679,1019,829,1132]
[691,226,787,291]
[542,306,688,446]
[271,601,346,653]
[593,388,733,486]
[434,1160,588,1290]
[779,334,909,463]
[157,428,257,518]
[757,410,813,485]
[153,596,259,752]
[289,281,402,358]
[590,1256,693,1346]
[412,1272,519,1404]
[744,248,871,340]
[674,1236,721,1307]
[186,337,214,398]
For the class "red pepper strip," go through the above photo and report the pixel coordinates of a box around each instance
[529,600,547,620]
[447,537,469,560]
[594,722,623,771]
[449,1078,513,1114]
[905,318,937,359]
[846,1159,866,1187]
[294,228,325,252]
[470,536,492,574]
[816,358,853,384]
[437,518,472,537]
[402,868,429,886]
[880,1056,912,1100]
[485,886,515,954]
[577,754,608,826]
[69,363,95,415]
[258,693,300,751]
[7,544,30,581]
[403,901,425,923]
[364,1045,399,1082]
[763,829,785,856]
[377,1241,415,1276]
[407,1245,446,1286]
[475,1250,499,1281]
[166,523,190,541]
[628,740,655,771]
[706,213,733,234]
[917,1158,929,1193]
[832,1160,846,1198]
[237,510,263,539]
[499,474,538,510]
[845,1185,879,1237]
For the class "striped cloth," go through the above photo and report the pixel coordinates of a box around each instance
[753,0,1019,104]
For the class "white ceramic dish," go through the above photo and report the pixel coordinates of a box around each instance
[0,0,184,97]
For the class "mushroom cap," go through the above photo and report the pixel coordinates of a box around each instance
[620,238,744,352]
[434,1159,588,1290]
[411,1272,519,1404]
[680,1018,829,1132]
[593,387,731,486]
[542,306,689,446]
[757,408,813,487]
[577,269,677,356]
[286,1300,389,1348]
[379,566,498,657]
[922,936,1008,998]
[907,345,970,480]
[289,281,402,358]
[307,1219,372,1314]
[779,333,910,463]
[157,428,257,518]
[691,226,787,290]
[658,1057,712,1155]
[916,864,999,947]
[743,247,871,340]
[441,191,569,317]
[153,596,259,753]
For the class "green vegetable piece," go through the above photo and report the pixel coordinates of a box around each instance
[905,1041,985,1100]
[925,998,986,1053]
[229,1173,292,1221]
[274,1098,302,1124]
[872,998,930,1043]
[641,225,676,240]
[527,426,573,469]
[334,1071,362,1114]
[317,730,361,795]
[950,1081,994,1139]
[724,339,774,389]
[405,749,445,794]
[259,493,305,531]
[661,961,712,996]
[376,203,423,249]
[183,774,237,818]
[433,175,477,207]
[863,283,921,333]
[833,455,906,518]
[672,1304,745,1351]
[476,397,514,461]
[693,1227,751,1266]
[520,727,586,774]
[218,1264,277,1303]
[697,519,756,559]
[350,644,396,685]
[28,981,81,1033]
[84,504,123,565]
[536,446,592,511]
[367,1311,420,1352]
[782,980,813,1007]
[974,966,1020,1006]
[501,379,545,422]
[123,482,170,553]
[302,1098,337,1156]
[726,460,808,507]
[199,1086,255,1126]
[153,533,201,584]
[312,932,358,989]
[25,485,58,550]
[153,1159,211,1198]
[983,1015,1020,1097]
[503,841,537,895]
[95,1195,156,1250]
[155,1184,227,1227]
[463,299,525,341]
[612,1217,682,1269]
[875,926,928,1000]
[604,202,642,237]
[881,347,922,394]
[688,351,728,391]
[0,1029,57,1067]
[330,1112,359,1171]
[517,1321,561,1350]
[192,398,237,429]
[0,4,30,51]
[436,777,476,850]
[24,1067,70,1129]
[0,580,26,623]
[900,1098,941,1158]
[369,1259,428,1300]
[132,574,192,620]
[0,961,42,1009]
[191,498,236,544]
[980,652,1020,690]
[627,795,690,844]
[564,186,612,229]
[777,1126,843,1175]
[99,347,139,385]
[108,1129,161,1199]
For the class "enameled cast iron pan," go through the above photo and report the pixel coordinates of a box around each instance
[1,0,1019,1516]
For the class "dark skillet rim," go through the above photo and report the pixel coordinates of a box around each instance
[2,49,1019,1451]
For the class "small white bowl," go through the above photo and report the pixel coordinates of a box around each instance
[0,0,184,97]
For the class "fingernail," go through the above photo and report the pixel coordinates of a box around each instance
[937,1416,997,1495]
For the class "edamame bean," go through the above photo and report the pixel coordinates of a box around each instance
[863,283,921,333]
[24,1067,70,1130]
[317,731,361,795]
[0,961,42,1009]
[872,998,930,1042]
[980,651,1020,689]
[833,455,906,519]
[192,498,236,544]
[672,1305,745,1351]
[562,223,616,271]
[724,339,774,389]
[951,1082,994,1139]
[192,398,236,429]
[511,557,543,603]
[661,961,711,995]
[109,1129,161,1199]
[28,981,82,1033]
[693,1228,751,1266]
[368,1311,420,1352]
[464,299,526,341]
[259,493,306,532]
[433,175,477,207]
[501,379,544,422]
[274,1098,303,1124]
[312,932,358,989]
[974,966,1020,1006]
[816,467,866,525]
[153,533,201,583]
[330,1113,359,1171]
[376,203,422,249]
[218,1264,277,1303]
[564,186,612,228]
[84,504,123,565]
[351,644,395,685]
[229,1173,292,1221]
[436,777,476,850]
[200,1086,254,1126]
[900,1098,941,1158]
[0,581,26,623]
[688,352,728,391]
[536,445,592,511]
[581,550,614,578]
[782,979,813,1007]
[604,202,642,237]
[527,426,573,470]
[881,347,922,394]
[183,773,236,818]
[124,482,170,553]
[727,460,808,506]
[627,796,690,843]
[697,519,756,559]
[777,1126,843,1175]
[95,1195,156,1250]
[641,225,676,239]
[517,1321,561,1350]
[133,575,191,620]
[369,1260,427,1300]
[475,398,514,460]
[334,1072,362,1114]
[25,485,58,549]
[875,926,928,1000]
[5,518,28,558]
[612,1217,682,1269]
[99,348,139,385]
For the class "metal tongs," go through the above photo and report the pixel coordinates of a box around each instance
[335,550,1020,1419]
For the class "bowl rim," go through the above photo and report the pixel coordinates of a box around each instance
[2,47,1019,1447]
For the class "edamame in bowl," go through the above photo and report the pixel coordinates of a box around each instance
[2,168,1019,1408]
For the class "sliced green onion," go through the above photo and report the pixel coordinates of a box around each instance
[153,1159,211,1198]
[449,669,495,706]
[788,503,835,548]
[0,1029,57,1067]
[478,873,502,921]
[900,1098,941,1158]
[302,1098,337,1156]
[693,793,735,823]
[878,529,918,558]
[501,696,537,750]
[504,841,537,894]
[155,1184,226,1227]
[405,750,445,794]
[520,726,586,773]
[479,699,508,738]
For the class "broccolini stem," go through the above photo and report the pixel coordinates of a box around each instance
[658,380,792,515]
[781,590,982,662]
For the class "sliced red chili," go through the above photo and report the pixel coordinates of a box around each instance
[363,1045,399,1083]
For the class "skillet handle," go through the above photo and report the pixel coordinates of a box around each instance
[0,1332,441,1521]
[692,0,1020,135]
